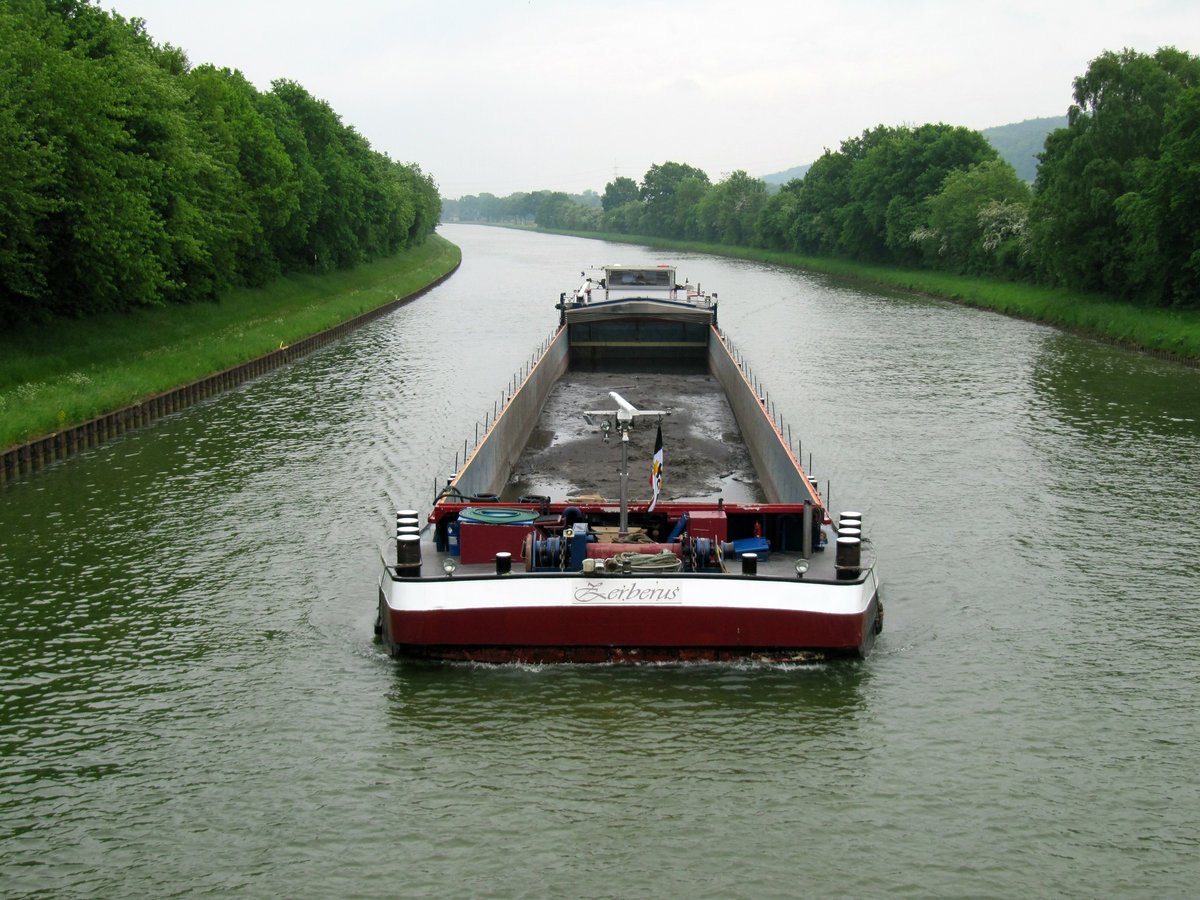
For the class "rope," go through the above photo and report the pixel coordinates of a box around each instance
[621,531,656,543]
[604,550,681,573]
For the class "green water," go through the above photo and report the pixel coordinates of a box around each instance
[2,225,1198,897]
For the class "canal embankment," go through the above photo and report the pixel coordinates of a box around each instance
[0,236,461,481]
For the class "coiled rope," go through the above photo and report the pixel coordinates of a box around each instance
[603,550,682,573]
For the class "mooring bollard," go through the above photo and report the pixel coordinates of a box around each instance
[836,536,861,580]
[741,552,758,576]
[396,534,422,577]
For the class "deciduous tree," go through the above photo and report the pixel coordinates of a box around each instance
[1031,47,1200,300]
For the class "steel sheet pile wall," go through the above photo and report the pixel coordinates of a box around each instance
[707,329,812,504]
[452,327,568,497]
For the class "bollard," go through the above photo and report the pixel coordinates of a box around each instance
[495,552,512,575]
[396,534,422,577]
[396,510,419,537]
[741,552,758,576]
[835,537,861,580]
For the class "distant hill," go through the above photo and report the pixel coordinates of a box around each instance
[760,115,1066,186]
[980,116,1066,182]
[761,163,810,186]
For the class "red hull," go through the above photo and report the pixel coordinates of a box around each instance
[380,595,881,661]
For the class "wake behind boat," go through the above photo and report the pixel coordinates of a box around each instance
[375,264,882,663]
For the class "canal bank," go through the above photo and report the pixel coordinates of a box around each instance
[0,237,461,481]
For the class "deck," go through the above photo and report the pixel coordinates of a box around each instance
[386,524,863,583]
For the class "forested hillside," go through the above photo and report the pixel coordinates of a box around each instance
[450,47,1200,310]
[761,116,1066,186]
[761,163,810,186]
[980,116,1066,182]
[0,0,441,329]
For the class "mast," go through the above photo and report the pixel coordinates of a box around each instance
[585,391,667,539]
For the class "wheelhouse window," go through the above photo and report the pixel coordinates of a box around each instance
[606,267,674,289]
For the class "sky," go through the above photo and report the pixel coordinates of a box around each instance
[105,0,1200,198]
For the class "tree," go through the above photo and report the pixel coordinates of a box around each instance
[770,127,902,258]
[503,191,542,223]
[917,158,1031,274]
[1030,47,1200,299]
[755,181,801,252]
[255,88,323,268]
[639,161,709,236]
[273,80,371,269]
[396,162,440,246]
[0,1,441,328]
[535,192,573,228]
[184,65,299,285]
[847,123,998,264]
[0,11,58,322]
[669,175,710,239]
[602,176,638,211]
[603,200,643,234]
[18,3,174,316]
[695,170,768,245]
[789,149,856,254]
[1144,86,1200,306]
[1111,87,1200,308]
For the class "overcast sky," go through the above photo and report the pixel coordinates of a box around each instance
[105,0,1200,198]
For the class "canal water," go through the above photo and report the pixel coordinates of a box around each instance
[2,224,1198,897]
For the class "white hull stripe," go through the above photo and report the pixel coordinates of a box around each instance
[382,571,878,616]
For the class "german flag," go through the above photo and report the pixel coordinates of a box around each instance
[648,425,663,512]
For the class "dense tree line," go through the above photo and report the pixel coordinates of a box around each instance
[441,189,601,228]
[1032,47,1200,306]
[0,0,440,328]
[451,47,1199,310]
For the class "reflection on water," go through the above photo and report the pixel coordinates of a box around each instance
[378,661,877,897]
[2,225,1199,896]
[1018,335,1200,672]
[388,659,870,735]
[1031,333,1200,439]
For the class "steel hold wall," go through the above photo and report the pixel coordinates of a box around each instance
[707,328,814,505]
[451,327,569,498]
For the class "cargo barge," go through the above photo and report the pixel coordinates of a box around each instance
[376,264,882,662]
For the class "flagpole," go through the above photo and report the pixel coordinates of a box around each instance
[618,427,629,538]
[648,424,663,515]
[582,391,667,544]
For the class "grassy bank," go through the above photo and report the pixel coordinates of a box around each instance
[0,236,461,450]
[517,226,1200,363]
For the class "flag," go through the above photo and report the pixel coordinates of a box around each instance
[648,425,664,512]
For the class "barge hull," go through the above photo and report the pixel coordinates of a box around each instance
[378,577,881,660]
